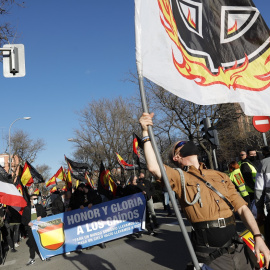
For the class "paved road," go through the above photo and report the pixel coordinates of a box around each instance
[0,204,246,270]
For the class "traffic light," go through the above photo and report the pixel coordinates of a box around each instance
[200,117,219,146]
[206,126,219,146]
[2,44,26,77]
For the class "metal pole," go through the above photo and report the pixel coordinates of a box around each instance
[137,73,201,270]
[9,117,31,174]
[9,118,21,174]
[212,148,218,170]
[262,133,268,146]
[135,7,200,267]
[204,117,218,170]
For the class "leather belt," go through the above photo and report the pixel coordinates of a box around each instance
[192,215,235,230]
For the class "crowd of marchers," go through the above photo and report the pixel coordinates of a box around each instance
[0,172,166,266]
[1,130,270,269]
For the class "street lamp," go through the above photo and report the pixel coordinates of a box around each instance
[9,117,31,174]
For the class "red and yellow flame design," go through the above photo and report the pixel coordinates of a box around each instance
[187,9,196,29]
[228,21,238,35]
[158,0,270,91]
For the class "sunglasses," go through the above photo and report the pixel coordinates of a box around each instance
[174,141,187,154]
[240,154,246,156]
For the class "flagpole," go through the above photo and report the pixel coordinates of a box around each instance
[135,8,200,270]
[133,159,136,175]
[137,76,201,270]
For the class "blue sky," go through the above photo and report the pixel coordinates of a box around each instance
[0,0,137,176]
[0,0,269,176]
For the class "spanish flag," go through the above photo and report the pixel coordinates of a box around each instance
[85,172,94,189]
[98,162,117,198]
[21,161,44,186]
[132,133,147,169]
[66,169,72,189]
[46,176,56,188]
[33,188,40,195]
[55,166,66,181]
[14,166,30,204]
[16,183,23,195]
[37,218,65,250]
[115,152,136,170]
[50,186,57,193]
[21,162,33,186]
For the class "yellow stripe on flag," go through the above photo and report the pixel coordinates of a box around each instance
[21,166,32,186]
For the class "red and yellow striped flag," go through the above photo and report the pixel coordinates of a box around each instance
[21,162,33,186]
[66,169,72,189]
[55,167,66,181]
[50,186,57,193]
[33,188,40,195]
[46,176,56,188]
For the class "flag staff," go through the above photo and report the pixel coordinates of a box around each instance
[135,8,200,270]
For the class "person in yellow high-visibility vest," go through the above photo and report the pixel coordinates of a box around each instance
[229,161,251,208]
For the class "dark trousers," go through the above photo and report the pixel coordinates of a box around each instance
[145,203,153,232]
[195,244,253,270]
[5,224,20,249]
[26,228,39,260]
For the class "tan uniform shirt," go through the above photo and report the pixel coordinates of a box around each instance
[164,163,247,223]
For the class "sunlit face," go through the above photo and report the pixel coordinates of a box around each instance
[239,151,247,160]
[132,176,138,185]
[173,146,190,168]
[248,150,257,157]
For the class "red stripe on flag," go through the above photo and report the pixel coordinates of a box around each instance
[0,182,27,208]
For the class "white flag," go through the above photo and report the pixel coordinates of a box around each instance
[135,0,270,116]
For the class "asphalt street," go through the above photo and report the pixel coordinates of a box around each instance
[0,203,246,270]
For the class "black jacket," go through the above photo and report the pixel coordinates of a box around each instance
[51,195,65,215]
[21,203,47,227]
[5,206,22,224]
[123,184,143,197]
[84,189,102,206]
[138,178,154,200]
[240,158,256,190]
[69,189,85,210]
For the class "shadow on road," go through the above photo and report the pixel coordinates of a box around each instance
[124,210,192,269]
[62,245,116,270]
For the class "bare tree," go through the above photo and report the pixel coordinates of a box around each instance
[139,79,269,170]
[216,103,269,169]
[0,1,24,54]
[9,129,46,177]
[139,80,223,169]
[72,96,141,170]
[129,72,270,170]
[36,164,51,182]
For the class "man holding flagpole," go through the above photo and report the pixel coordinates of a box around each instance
[139,112,270,270]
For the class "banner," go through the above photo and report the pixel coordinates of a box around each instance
[31,193,146,259]
[135,0,270,116]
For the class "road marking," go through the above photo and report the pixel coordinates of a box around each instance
[255,119,269,125]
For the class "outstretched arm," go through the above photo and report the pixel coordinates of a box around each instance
[139,112,162,179]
